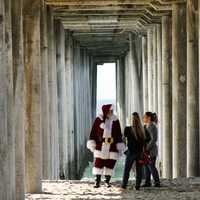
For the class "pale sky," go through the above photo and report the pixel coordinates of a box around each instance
[97,63,116,100]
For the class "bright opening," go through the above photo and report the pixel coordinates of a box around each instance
[96,63,116,114]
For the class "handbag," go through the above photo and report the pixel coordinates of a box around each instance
[138,150,152,165]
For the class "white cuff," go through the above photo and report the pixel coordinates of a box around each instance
[87,140,96,152]
[116,142,125,152]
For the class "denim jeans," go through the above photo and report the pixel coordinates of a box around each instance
[144,156,160,184]
[121,152,143,189]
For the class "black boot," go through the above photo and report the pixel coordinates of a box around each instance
[105,175,112,188]
[94,175,101,188]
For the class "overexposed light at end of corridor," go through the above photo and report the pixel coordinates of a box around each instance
[97,63,116,101]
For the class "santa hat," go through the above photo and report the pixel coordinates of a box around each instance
[102,104,113,121]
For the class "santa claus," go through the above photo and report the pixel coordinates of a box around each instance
[87,104,125,188]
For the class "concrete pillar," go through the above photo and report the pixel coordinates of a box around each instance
[199,0,200,174]
[153,26,158,113]
[23,0,42,193]
[142,36,148,112]
[55,20,68,179]
[157,24,163,166]
[40,0,50,180]
[90,60,97,121]
[12,0,25,198]
[186,0,199,177]
[147,28,154,111]
[129,33,142,116]
[162,15,172,178]
[0,0,15,199]
[47,8,59,179]
[65,31,75,178]
[116,57,126,129]
[172,3,187,178]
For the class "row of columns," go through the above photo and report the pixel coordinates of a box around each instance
[0,0,96,199]
[140,1,199,178]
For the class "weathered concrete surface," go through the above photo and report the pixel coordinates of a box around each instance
[47,7,60,180]
[153,26,158,113]
[0,0,15,199]
[142,36,148,113]
[156,24,163,167]
[147,28,154,111]
[65,31,76,178]
[12,0,25,199]
[116,57,126,129]
[23,0,42,193]
[26,178,200,200]
[125,33,143,120]
[172,3,187,178]
[40,0,51,180]
[186,0,199,177]
[55,20,68,179]
[162,15,172,179]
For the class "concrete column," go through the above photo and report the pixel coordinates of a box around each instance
[90,60,97,121]
[47,8,59,179]
[142,36,148,112]
[147,28,154,111]
[157,24,163,165]
[116,57,126,129]
[55,20,68,179]
[162,15,172,178]
[65,31,75,178]
[0,0,15,199]
[12,0,25,198]
[40,0,50,180]
[186,0,199,177]
[172,3,187,178]
[153,26,158,113]
[199,0,200,174]
[23,0,42,193]
[129,33,142,116]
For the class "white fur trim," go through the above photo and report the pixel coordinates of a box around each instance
[109,105,114,110]
[104,168,114,176]
[109,152,119,160]
[97,114,103,121]
[94,150,118,160]
[93,167,103,175]
[103,118,112,138]
[87,140,96,152]
[116,142,126,152]
[100,123,105,129]
[94,150,102,158]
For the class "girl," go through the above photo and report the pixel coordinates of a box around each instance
[121,112,145,190]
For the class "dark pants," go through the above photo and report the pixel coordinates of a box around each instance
[144,156,160,184]
[121,152,142,189]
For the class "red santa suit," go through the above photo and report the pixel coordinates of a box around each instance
[87,104,125,176]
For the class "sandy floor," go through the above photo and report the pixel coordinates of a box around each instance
[25,178,200,200]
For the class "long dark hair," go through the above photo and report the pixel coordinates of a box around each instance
[132,112,145,140]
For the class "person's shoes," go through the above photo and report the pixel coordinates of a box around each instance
[94,184,100,188]
[135,186,140,190]
[154,183,161,187]
[105,175,112,188]
[141,183,152,187]
[94,175,101,188]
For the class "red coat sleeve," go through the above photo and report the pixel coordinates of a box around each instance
[87,117,101,152]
